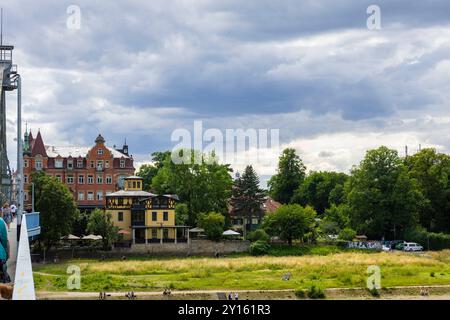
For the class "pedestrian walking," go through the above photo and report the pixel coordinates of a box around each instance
[228,292,233,300]
[235,292,239,300]
[10,203,16,219]
[1,204,12,232]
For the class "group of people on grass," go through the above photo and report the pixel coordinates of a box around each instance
[0,202,16,285]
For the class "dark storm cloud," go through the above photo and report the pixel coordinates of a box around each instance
[3,0,450,171]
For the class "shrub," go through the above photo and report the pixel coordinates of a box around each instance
[368,288,380,297]
[338,228,357,241]
[307,285,326,299]
[198,212,225,241]
[294,288,306,298]
[247,229,270,242]
[250,240,271,256]
[430,272,435,277]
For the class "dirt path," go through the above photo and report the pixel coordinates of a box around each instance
[37,285,450,300]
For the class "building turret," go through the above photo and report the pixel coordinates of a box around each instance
[122,139,129,156]
[124,176,143,191]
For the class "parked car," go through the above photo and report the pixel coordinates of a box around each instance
[403,242,424,252]
[395,242,406,250]
[382,245,391,252]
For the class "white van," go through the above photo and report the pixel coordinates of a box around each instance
[403,242,424,252]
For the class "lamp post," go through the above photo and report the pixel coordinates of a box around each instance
[15,74,23,242]
[31,182,34,212]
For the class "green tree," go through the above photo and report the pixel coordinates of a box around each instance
[197,212,225,241]
[87,209,118,250]
[347,146,424,239]
[136,164,158,191]
[268,148,306,204]
[175,203,189,225]
[72,211,89,237]
[263,204,317,245]
[31,171,78,250]
[338,227,357,241]
[405,148,450,233]
[292,171,348,215]
[230,165,266,234]
[152,149,232,225]
[320,204,351,235]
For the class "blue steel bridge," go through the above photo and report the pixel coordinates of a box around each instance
[1,42,40,300]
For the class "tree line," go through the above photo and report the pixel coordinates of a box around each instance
[267,146,450,242]
[30,145,450,250]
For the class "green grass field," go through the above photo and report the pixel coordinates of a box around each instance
[33,249,450,292]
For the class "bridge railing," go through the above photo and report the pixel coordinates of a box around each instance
[12,212,39,300]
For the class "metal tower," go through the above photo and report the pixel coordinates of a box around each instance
[0,45,17,204]
[0,10,20,207]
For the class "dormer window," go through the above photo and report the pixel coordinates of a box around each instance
[97,148,103,155]
[67,159,73,169]
[77,159,83,168]
[55,159,63,168]
[120,159,125,168]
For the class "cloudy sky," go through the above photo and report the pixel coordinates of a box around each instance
[3,0,450,186]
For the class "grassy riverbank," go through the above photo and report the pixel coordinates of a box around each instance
[33,249,450,293]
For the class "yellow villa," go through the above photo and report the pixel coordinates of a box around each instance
[106,176,189,244]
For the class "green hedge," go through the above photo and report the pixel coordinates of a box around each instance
[250,240,271,256]
[404,228,450,250]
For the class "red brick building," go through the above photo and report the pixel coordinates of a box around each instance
[22,131,135,211]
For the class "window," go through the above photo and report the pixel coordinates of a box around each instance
[97,148,103,155]
[97,175,103,184]
[24,174,28,183]
[106,175,112,184]
[77,159,83,168]
[55,159,63,168]
[163,228,169,239]
[152,229,157,238]
[78,192,85,201]
[137,182,141,189]
[67,159,73,169]
[160,198,168,208]
[120,159,125,168]
[67,175,74,184]
[24,159,29,168]
[87,175,94,184]
[87,192,94,201]
[133,181,136,188]
[105,160,110,168]
[96,160,103,171]
[96,191,103,201]
[152,212,157,221]
[35,158,43,170]
[118,212,123,222]
[78,175,85,184]
[90,160,95,168]
[163,212,168,221]
[24,192,28,201]
[55,175,62,182]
